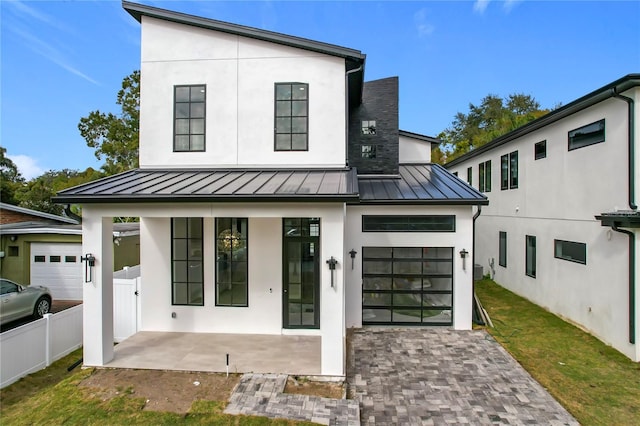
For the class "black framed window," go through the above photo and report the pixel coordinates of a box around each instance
[361,145,376,158]
[535,140,547,160]
[501,154,509,190]
[362,120,377,135]
[509,151,518,189]
[362,247,453,325]
[526,235,536,278]
[275,82,308,151]
[569,119,605,151]
[216,218,248,307]
[499,231,507,267]
[34,255,45,263]
[467,167,472,185]
[363,215,455,232]
[554,239,586,264]
[479,160,491,192]
[172,218,204,306]
[174,85,206,152]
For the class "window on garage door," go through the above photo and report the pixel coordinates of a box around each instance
[362,247,453,325]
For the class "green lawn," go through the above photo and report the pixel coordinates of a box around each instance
[0,349,313,425]
[475,278,640,425]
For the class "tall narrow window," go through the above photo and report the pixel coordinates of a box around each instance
[501,154,509,190]
[535,140,547,160]
[174,85,206,152]
[499,231,507,267]
[275,83,308,151]
[479,160,491,192]
[526,235,536,278]
[172,218,204,306]
[509,151,518,189]
[216,218,249,307]
[467,167,472,185]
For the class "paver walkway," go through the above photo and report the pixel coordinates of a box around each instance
[224,373,360,425]
[347,328,579,425]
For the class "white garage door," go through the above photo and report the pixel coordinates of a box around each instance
[30,243,83,301]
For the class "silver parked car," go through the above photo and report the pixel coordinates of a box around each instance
[0,278,52,325]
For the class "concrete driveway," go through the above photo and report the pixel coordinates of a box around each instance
[347,328,579,425]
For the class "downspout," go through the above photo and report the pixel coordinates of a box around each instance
[64,204,82,223]
[345,65,363,168]
[472,205,483,324]
[611,89,636,210]
[612,225,636,344]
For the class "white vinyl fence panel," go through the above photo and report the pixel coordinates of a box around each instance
[114,276,139,343]
[1,305,82,389]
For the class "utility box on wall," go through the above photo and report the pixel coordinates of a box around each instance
[473,264,483,281]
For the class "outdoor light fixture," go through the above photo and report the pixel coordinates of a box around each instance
[81,253,96,283]
[459,248,469,271]
[326,256,338,287]
[349,249,357,270]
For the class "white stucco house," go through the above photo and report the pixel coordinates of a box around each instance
[54,2,487,376]
[446,74,640,362]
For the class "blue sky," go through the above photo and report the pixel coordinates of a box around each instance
[1,0,638,179]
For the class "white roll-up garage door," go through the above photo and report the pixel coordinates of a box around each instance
[30,243,83,300]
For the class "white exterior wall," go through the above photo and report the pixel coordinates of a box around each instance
[399,135,432,163]
[344,204,475,330]
[139,17,347,169]
[447,87,640,361]
[82,202,346,376]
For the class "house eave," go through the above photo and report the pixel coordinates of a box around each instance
[595,212,640,228]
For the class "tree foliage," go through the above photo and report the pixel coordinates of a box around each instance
[78,70,140,174]
[436,93,549,163]
[16,168,104,215]
[0,146,25,205]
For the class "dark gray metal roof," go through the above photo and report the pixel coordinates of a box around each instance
[595,211,640,228]
[53,168,359,204]
[356,164,488,205]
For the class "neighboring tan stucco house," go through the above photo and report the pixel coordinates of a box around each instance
[0,202,140,300]
[446,74,640,362]
[54,2,487,376]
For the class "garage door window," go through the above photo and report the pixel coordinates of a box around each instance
[34,255,45,263]
[362,247,453,325]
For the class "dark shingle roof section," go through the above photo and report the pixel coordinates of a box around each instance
[53,168,359,204]
[357,164,488,205]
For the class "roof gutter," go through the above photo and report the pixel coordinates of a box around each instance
[345,65,364,167]
[611,89,637,210]
[612,224,636,344]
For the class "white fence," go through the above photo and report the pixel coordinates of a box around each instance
[114,274,140,343]
[1,305,83,388]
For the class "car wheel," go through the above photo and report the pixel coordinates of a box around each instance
[34,297,51,318]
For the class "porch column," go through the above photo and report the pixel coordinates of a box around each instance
[82,210,114,366]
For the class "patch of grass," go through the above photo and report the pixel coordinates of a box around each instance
[476,278,640,425]
[0,351,314,425]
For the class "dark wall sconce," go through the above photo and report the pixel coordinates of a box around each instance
[348,249,357,270]
[459,248,469,271]
[326,256,338,287]
[81,253,96,283]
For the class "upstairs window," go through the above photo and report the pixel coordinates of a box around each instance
[501,151,518,189]
[361,145,377,158]
[362,120,377,135]
[467,167,472,185]
[479,160,491,192]
[275,83,308,151]
[501,154,509,190]
[174,85,206,152]
[535,140,547,160]
[569,119,605,151]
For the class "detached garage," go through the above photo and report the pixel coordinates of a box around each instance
[30,242,83,300]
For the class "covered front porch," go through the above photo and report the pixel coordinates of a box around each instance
[107,331,321,375]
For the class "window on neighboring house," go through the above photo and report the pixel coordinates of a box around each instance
[50,256,61,263]
[361,145,376,158]
[65,256,77,263]
[526,235,536,278]
[34,255,45,263]
[499,231,507,267]
[361,120,377,135]
[479,160,491,192]
[535,140,547,160]
[171,218,204,306]
[363,215,456,232]
[216,218,248,307]
[275,83,308,151]
[8,246,18,257]
[174,85,206,152]
[501,154,509,190]
[509,151,518,189]
[467,167,472,185]
[554,239,586,264]
[569,119,605,151]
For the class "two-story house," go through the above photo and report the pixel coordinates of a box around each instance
[54,1,486,376]
[446,74,640,362]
